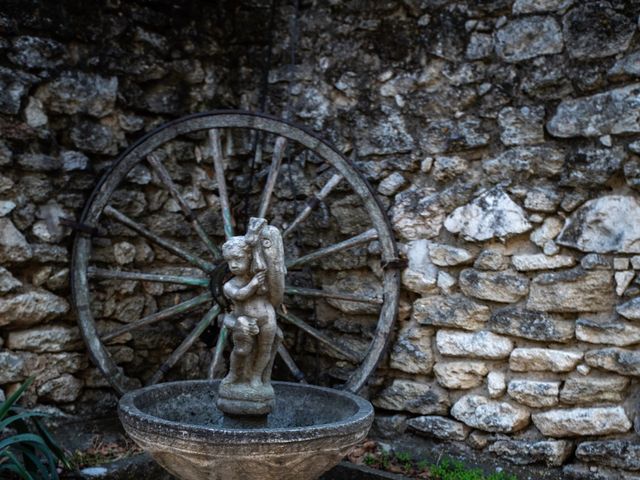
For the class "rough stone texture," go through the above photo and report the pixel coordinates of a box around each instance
[527,268,614,312]
[0,290,69,328]
[512,254,575,271]
[433,361,489,389]
[445,188,532,241]
[495,16,563,63]
[498,106,545,146]
[37,374,83,403]
[37,71,117,118]
[428,243,473,266]
[617,297,640,321]
[389,324,434,375]
[560,376,629,405]
[6,325,81,352]
[558,196,640,253]
[532,407,632,437]
[487,372,506,399]
[0,267,22,293]
[412,294,489,331]
[0,351,26,384]
[451,395,530,433]
[563,2,636,60]
[0,218,33,263]
[509,348,582,373]
[436,330,514,359]
[507,379,560,408]
[408,415,470,441]
[584,348,640,376]
[459,269,529,303]
[576,318,640,347]
[372,379,450,415]
[488,440,573,467]
[575,441,640,471]
[401,239,438,294]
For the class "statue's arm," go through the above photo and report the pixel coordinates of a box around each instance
[224,278,259,301]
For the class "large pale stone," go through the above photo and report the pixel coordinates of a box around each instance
[549,84,640,138]
[510,348,582,373]
[584,348,640,376]
[0,266,22,293]
[576,318,640,346]
[508,380,560,408]
[0,290,69,328]
[617,297,640,321]
[401,240,438,294]
[489,307,574,342]
[428,243,473,266]
[389,325,434,375]
[0,351,26,383]
[557,196,640,253]
[527,268,614,312]
[436,330,514,359]
[560,376,629,405]
[495,16,563,62]
[513,0,573,13]
[487,372,507,399]
[451,395,530,433]
[37,374,82,403]
[0,218,32,263]
[576,440,640,471]
[408,416,470,441]
[6,325,81,352]
[512,254,575,271]
[532,407,632,437]
[391,185,445,241]
[459,269,529,303]
[372,379,449,415]
[489,440,573,467]
[412,294,489,331]
[434,361,489,390]
[445,188,531,241]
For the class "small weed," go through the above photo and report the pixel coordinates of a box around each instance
[363,454,376,467]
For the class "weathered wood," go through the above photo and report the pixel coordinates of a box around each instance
[104,206,215,273]
[146,154,220,260]
[278,310,362,363]
[277,344,306,383]
[148,303,221,385]
[283,173,343,238]
[208,129,235,240]
[101,292,212,342]
[284,286,382,305]
[286,228,378,269]
[208,324,228,379]
[88,267,209,287]
[257,136,288,218]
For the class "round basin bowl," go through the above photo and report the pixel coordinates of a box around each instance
[118,380,374,480]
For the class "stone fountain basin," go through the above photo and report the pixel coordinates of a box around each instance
[118,380,374,480]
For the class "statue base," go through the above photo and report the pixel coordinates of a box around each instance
[217,381,275,416]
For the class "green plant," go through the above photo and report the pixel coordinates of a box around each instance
[395,451,413,472]
[430,457,518,480]
[0,377,70,480]
[363,453,377,467]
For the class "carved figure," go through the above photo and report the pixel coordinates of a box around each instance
[217,218,285,415]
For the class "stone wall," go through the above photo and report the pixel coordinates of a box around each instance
[1,0,640,477]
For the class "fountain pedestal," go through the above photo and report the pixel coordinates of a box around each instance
[118,380,373,480]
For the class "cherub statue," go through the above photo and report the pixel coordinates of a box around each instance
[216,218,285,416]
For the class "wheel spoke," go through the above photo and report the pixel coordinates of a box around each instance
[147,154,221,260]
[100,292,212,342]
[277,344,306,383]
[104,206,216,272]
[257,136,288,218]
[208,324,229,379]
[283,173,343,238]
[148,303,221,385]
[285,228,378,269]
[277,310,362,363]
[209,129,235,239]
[88,267,209,287]
[284,286,382,305]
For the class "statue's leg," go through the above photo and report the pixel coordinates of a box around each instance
[250,314,277,387]
[261,327,283,384]
[224,329,252,385]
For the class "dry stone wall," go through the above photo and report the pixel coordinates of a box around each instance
[1,0,640,477]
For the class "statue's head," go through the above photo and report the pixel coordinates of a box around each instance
[222,236,251,275]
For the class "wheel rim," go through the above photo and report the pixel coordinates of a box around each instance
[71,110,400,395]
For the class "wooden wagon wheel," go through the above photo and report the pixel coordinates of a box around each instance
[71,110,400,396]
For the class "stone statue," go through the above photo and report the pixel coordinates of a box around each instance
[217,217,286,416]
